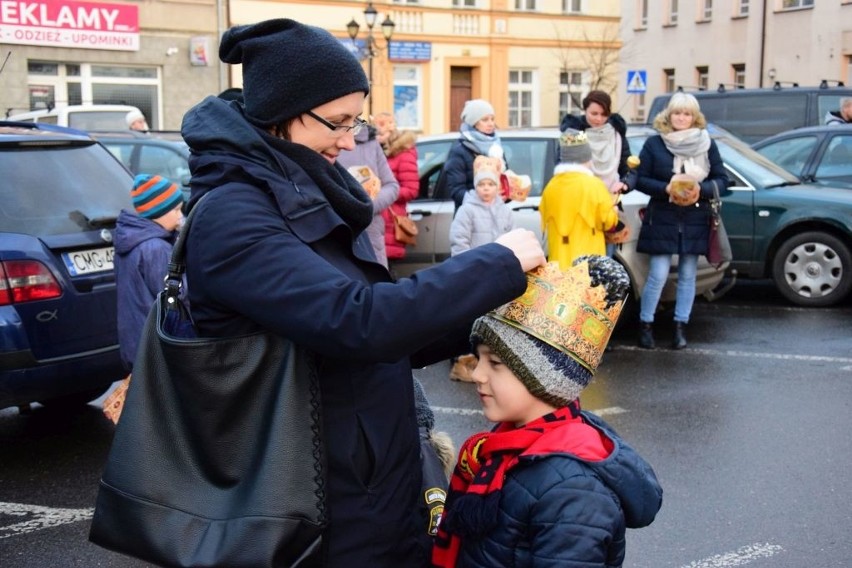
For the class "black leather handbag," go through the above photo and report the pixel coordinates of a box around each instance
[89,195,327,567]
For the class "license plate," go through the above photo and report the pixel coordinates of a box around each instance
[62,246,115,276]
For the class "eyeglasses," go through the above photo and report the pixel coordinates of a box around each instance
[306,111,367,136]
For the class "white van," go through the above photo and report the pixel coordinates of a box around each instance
[8,104,144,131]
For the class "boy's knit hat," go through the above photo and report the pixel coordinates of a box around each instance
[470,257,630,408]
[131,174,184,219]
[219,19,370,127]
[461,99,495,127]
[559,129,592,164]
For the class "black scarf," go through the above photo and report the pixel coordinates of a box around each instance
[263,131,374,235]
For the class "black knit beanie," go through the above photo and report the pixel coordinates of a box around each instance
[219,19,370,127]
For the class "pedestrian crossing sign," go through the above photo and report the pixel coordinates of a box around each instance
[627,70,647,94]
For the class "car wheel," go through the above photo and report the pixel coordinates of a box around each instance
[38,386,112,409]
[771,231,852,307]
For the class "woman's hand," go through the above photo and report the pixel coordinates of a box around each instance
[495,229,546,272]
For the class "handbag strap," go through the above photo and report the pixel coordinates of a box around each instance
[709,179,723,216]
[164,194,208,305]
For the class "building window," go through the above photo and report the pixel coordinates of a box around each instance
[696,66,709,90]
[732,64,746,88]
[515,0,537,11]
[452,0,476,6]
[664,68,676,92]
[559,70,586,118]
[563,0,582,13]
[782,0,813,8]
[508,69,535,127]
[392,65,422,130]
[638,0,648,27]
[635,92,647,123]
[392,0,420,4]
[701,0,712,20]
[737,0,749,16]
[25,61,160,127]
[668,0,679,24]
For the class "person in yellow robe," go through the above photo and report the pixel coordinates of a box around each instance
[540,129,620,270]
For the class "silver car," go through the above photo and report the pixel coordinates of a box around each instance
[397,127,730,303]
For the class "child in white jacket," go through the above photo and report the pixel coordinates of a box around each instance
[450,165,515,256]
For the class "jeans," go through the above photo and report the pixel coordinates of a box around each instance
[639,254,699,324]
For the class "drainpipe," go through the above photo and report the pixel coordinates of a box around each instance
[759,0,768,88]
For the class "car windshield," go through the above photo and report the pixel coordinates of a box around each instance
[0,142,132,235]
[713,132,800,188]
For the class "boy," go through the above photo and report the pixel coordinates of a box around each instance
[115,173,185,371]
[433,257,663,567]
[539,130,623,269]
[106,174,185,423]
[449,160,515,257]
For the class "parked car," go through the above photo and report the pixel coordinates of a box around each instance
[406,125,852,307]
[751,125,852,189]
[647,83,852,144]
[7,104,144,131]
[0,122,133,410]
[89,130,191,199]
[406,127,729,305]
[691,125,852,306]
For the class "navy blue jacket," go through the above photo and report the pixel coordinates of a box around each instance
[635,134,728,255]
[181,97,527,567]
[440,138,481,208]
[455,412,663,568]
[114,210,178,370]
[438,135,508,209]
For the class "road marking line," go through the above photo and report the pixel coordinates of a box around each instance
[680,543,784,567]
[0,502,93,539]
[433,406,627,417]
[617,345,852,364]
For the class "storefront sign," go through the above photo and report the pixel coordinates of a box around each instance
[0,0,139,51]
[389,41,431,62]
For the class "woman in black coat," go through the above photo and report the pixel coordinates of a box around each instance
[181,19,545,567]
[635,92,728,350]
[437,99,506,209]
[559,90,631,195]
[560,90,633,256]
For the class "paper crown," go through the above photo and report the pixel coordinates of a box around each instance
[489,258,629,374]
[559,129,588,146]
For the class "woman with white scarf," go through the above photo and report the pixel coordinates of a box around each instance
[634,93,728,350]
[438,99,508,209]
[560,90,631,195]
[560,91,632,257]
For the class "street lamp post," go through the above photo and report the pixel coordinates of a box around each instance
[347,2,395,117]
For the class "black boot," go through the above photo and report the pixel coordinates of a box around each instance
[638,322,655,349]
[672,321,687,350]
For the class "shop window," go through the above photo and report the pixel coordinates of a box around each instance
[392,65,422,130]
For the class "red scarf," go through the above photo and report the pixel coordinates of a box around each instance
[432,401,611,567]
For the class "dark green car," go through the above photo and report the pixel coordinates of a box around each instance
[630,125,852,307]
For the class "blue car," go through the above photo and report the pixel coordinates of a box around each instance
[0,122,133,410]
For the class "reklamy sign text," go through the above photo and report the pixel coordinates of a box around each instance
[0,0,139,51]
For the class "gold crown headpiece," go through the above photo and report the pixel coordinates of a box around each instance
[489,259,629,374]
[559,130,588,147]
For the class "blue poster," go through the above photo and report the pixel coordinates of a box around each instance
[394,85,419,128]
